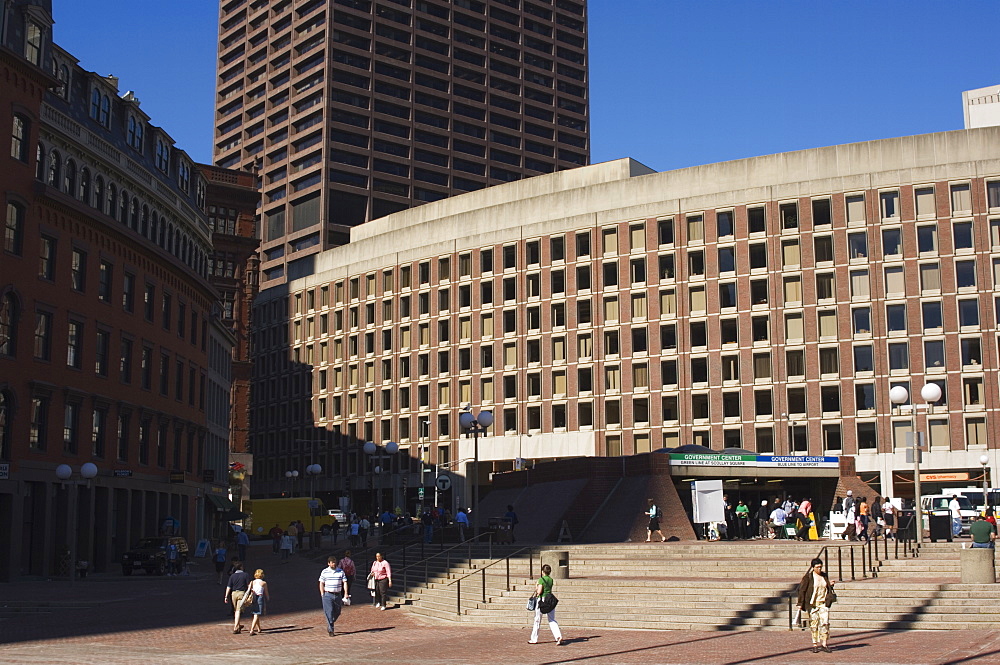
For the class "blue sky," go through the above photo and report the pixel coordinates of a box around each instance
[53,0,998,173]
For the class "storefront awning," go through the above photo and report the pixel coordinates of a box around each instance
[206,494,235,511]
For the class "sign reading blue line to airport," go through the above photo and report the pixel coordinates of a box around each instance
[668,453,839,468]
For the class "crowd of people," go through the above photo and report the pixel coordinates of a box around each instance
[712,495,819,541]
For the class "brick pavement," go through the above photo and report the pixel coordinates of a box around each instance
[1,542,999,664]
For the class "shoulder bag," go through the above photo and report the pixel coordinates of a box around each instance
[538,593,558,614]
[526,595,537,612]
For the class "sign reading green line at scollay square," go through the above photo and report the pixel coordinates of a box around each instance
[667,454,840,468]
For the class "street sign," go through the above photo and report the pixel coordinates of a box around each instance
[418,487,425,499]
[435,475,452,491]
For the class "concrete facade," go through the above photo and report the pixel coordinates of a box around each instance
[963,84,1000,129]
[251,126,1000,513]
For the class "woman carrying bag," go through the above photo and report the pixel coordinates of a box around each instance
[797,557,836,653]
[528,564,563,645]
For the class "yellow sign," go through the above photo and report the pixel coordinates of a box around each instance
[920,472,969,482]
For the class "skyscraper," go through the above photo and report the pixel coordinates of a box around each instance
[213,0,589,286]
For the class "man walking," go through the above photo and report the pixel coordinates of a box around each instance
[949,495,963,538]
[455,508,469,542]
[319,555,350,636]
[236,528,250,562]
[224,561,251,634]
[269,523,283,555]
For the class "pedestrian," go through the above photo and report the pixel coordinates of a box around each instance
[528,563,563,645]
[295,520,305,551]
[422,510,434,543]
[338,549,357,588]
[214,540,228,585]
[248,568,270,635]
[224,561,251,634]
[767,504,787,539]
[970,514,997,549]
[882,497,896,539]
[350,519,361,548]
[723,496,736,540]
[455,508,469,542]
[756,500,770,540]
[368,551,393,610]
[167,541,180,576]
[331,515,340,545]
[286,522,298,554]
[236,528,250,562]
[797,557,835,653]
[504,505,519,543]
[858,496,870,542]
[268,523,282,555]
[735,500,750,539]
[359,516,370,548]
[318,555,350,637]
[279,531,293,562]
[645,498,665,542]
[949,495,963,537]
[842,490,854,515]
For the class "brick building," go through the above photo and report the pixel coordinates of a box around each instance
[249,129,1000,513]
[0,0,234,579]
[213,0,590,287]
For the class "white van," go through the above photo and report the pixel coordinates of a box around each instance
[921,494,976,535]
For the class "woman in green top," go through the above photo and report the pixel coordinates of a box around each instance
[529,564,563,645]
[735,500,750,539]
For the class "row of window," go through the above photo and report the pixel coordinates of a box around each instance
[0,388,201,468]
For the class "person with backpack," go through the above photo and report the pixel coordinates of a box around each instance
[528,563,563,645]
[645,498,665,542]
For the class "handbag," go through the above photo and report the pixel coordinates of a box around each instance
[367,576,376,595]
[240,591,256,610]
[538,593,558,614]
[526,595,537,612]
[826,586,837,606]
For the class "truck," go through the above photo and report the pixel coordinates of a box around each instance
[920,494,976,535]
[242,498,334,539]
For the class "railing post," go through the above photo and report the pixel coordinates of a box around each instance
[456,578,461,616]
[489,532,493,560]
[862,541,868,579]
[482,566,487,603]
[506,556,511,592]
[850,546,856,580]
[529,550,534,579]
[823,547,828,573]
[788,593,793,631]
[837,546,843,582]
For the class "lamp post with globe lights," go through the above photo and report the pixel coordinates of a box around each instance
[459,408,493,538]
[55,463,99,587]
[889,382,942,545]
[979,454,990,515]
[284,469,299,497]
[305,463,323,548]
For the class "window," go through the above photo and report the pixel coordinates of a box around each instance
[4,202,24,255]
[917,224,937,253]
[66,321,82,368]
[717,211,734,237]
[954,222,974,250]
[884,266,905,296]
[71,249,86,291]
[854,345,874,372]
[882,228,902,256]
[780,202,798,229]
[816,273,835,300]
[687,215,704,242]
[718,246,735,273]
[812,199,831,226]
[880,191,899,219]
[783,276,802,304]
[818,310,837,338]
[919,263,941,291]
[852,307,871,334]
[956,260,976,288]
[848,232,868,259]
[887,304,907,332]
[63,403,79,454]
[748,206,766,233]
[849,270,869,297]
[34,311,52,360]
[888,342,908,370]
[821,385,840,413]
[924,340,945,369]
[0,294,17,357]
[814,235,833,263]
[127,116,145,151]
[25,22,42,65]
[855,383,875,410]
[922,301,942,330]
[819,347,839,374]
[845,194,866,224]
[961,337,982,366]
[753,353,771,379]
[787,349,804,377]
[11,115,28,162]
[950,183,972,213]
[39,236,55,280]
[915,187,936,217]
[781,240,799,267]
[29,395,48,450]
[959,299,979,327]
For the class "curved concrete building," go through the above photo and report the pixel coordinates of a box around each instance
[251,127,1000,510]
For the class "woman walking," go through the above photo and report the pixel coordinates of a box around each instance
[338,549,357,587]
[368,552,392,610]
[529,563,563,645]
[248,569,270,635]
[214,540,228,585]
[645,498,665,542]
[797,557,835,653]
[279,531,294,563]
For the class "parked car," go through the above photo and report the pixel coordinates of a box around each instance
[921,495,976,535]
[121,536,189,575]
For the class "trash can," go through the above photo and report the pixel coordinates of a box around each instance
[961,547,997,583]
[928,511,953,542]
[540,550,569,579]
[897,509,916,541]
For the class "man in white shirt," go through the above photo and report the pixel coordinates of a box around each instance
[949,496,963,537]
[318,556,350,636]
[767,506,788,539]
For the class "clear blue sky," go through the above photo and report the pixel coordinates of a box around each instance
[53,0,998,173]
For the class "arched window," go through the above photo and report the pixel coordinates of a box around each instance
[141,205,149,237]
[47,149,60,186]
[79,167,91,201]
[5,202,24,256]
[90,89,102,120]
[11,115,28,162]
[58,65,70,100]
[130,198,140,231]
[94,175,104,210]
[63,158,76,195]
[150,211,158,242]
[0,292,17,357]
[119,192,129,224]
[100,96,110,127]
[158,217,166,247]
[107,183,117,217]
[0,389,11,461]
[35,143,44,180]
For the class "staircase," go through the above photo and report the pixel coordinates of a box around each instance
[396,540,1000,631]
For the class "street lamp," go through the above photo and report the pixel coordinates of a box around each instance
[284,469,299,497]
[889,382,942,545]
[305,463,323,548]
[979,454,990,515]
[459,408,493,538]
[364,441,399,515]
[55,462,99,587]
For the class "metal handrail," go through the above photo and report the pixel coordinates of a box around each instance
[389,532,496,603]
[446,546,533,615]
